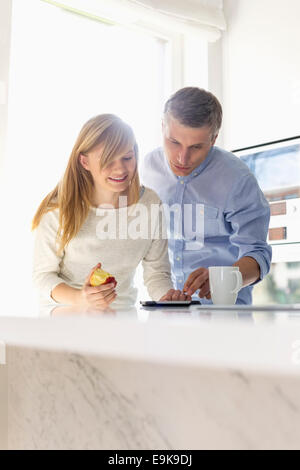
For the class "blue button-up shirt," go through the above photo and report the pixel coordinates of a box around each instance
[140,146,272,304]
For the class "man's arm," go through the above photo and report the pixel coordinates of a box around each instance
[233,256,260,287]
[183,173,272,299]
[183,256,260,299]
[225,173,272,287]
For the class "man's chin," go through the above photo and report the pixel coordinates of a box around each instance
[171,165,193,176]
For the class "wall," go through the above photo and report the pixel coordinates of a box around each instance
[222,0,300,150]
[208,38,224,145]
[0,0,12,178]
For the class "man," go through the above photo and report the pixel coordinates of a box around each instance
[141,87,272,304]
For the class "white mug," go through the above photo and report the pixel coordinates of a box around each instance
[208,266,243,305]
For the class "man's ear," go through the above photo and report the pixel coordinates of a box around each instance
[79,153,89,171]
[212,133,218,146]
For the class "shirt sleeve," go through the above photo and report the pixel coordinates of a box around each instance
[32,210,65,304]
[224,173,272,284]
[142,204,174,300]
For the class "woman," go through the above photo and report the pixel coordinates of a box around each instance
[32,114,190,316]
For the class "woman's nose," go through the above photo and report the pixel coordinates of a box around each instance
[111,160,126,173]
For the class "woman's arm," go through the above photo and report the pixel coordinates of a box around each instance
[33,213,116,313]
[51,272,116,310]
[32,210,66,304]
[142,204,174,300]
[51,282,80,305]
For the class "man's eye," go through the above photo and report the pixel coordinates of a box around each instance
[193,146,202,150]
[170,140,179,145]
[123,156,133,161]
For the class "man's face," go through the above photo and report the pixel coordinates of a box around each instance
[162,115,217,176]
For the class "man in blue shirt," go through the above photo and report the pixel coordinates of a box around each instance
[141,87,272,304]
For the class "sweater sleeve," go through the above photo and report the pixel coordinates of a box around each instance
[142,203,174,300]
[32,210,65,304]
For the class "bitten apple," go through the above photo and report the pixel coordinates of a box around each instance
[89,267,117,288]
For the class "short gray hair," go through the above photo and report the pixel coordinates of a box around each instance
[164,87,223,137]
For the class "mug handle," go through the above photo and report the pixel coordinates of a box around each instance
[231,270,243,294]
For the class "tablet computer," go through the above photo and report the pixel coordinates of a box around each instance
[140,300,202,307]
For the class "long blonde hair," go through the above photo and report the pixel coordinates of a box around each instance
[32,114,140,255]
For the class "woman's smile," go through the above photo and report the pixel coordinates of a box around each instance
[108,175,128,183]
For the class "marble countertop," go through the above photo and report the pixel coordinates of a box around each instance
[1,305,300,375]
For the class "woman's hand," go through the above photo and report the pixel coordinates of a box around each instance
[159,289,192,302]
[183,267,211,299]
[76,264,117,309]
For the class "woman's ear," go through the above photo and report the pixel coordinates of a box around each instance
[79,153,89,171]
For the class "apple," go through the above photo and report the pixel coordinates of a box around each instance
[89,267,117,288]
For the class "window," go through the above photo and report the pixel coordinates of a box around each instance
[254,262,300,305]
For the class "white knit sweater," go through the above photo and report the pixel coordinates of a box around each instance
[33,187,173,316]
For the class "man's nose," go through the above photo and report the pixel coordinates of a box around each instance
[177,149,189,166]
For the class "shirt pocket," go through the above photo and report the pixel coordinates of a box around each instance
[204,204,219,238]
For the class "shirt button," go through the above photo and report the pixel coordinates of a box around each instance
[176,257,181,261]
[180,181,184,185]
[178,280,183,284]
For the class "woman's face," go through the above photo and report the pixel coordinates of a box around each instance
[80,143,137,194]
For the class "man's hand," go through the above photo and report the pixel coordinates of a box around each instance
[160,289,192,302]
[183,267,211,299]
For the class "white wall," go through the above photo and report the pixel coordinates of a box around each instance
[222,0,300,150]
[0,0,12,177]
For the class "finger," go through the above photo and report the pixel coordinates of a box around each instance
[200,289,210,299]
[95,283,116,293]
[199,281,211,298]
[199,279,210,294]
[93,288,116,301]
[102,288,116,299]
[171,290,182,301]
[179,293,187,301]
[183,268,206,292]
[181,293,192,301]
[96,291,117,307]
[186,273,208,296]
[183,271,200,292]
[85,283,114,295]
[160,290,175,301]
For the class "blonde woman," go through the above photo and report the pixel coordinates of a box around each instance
[32,114,190,316]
